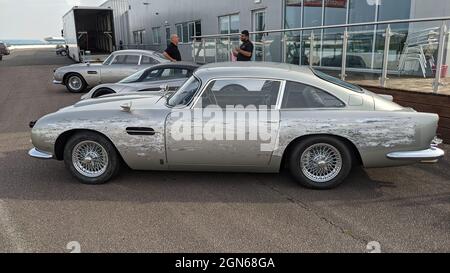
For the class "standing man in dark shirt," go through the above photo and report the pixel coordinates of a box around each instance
[233,30,254,61]
[163,34,182,62]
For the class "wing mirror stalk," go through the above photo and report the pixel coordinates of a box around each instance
[120,101,133,113]
[160,84,170,97]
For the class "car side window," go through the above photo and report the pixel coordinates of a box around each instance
[282,81,345,109]
[197,79,281,109]
[143,69,163,81]
[141,55,159,65]
[161,69,189,79]
[111,55,140,65]
[143,68,190,82]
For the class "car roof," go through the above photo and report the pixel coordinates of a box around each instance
[144,62,200,70]
[192,62,365,101]
[194,62,316,82]
[112,49,158,56]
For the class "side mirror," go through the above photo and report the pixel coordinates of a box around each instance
[120,101,133,113]
[160,84,170,97]
[160,84,169,92]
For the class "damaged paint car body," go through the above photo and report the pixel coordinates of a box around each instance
[30,62,444,189]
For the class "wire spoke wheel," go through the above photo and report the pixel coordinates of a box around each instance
[68,76,82,91]
[72,141,109,178]
[300,143,342,183]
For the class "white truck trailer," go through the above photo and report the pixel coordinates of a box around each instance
[62,6,116,63]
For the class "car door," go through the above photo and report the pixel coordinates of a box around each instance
[100,54,141,83]
[165,77,283,167]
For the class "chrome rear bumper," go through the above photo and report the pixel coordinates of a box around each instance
[387,147,445,162]
[28,148,53,159]
[53,80,63,84]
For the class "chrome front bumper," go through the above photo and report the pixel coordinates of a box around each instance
[28,148,53,159]
[53,80,63,84]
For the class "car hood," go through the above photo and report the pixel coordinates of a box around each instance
[59,62,102,71]
[61,93,168,113]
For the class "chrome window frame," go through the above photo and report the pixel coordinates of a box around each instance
[190,77,285,110]
[110,54,141,66]
[280,80,347,110]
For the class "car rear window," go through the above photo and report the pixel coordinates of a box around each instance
[282,81,345,109]
[312,69,363,93]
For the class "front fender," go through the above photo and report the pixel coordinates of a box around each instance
[31,108,171,170]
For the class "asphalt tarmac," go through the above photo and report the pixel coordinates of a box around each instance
[0,48,449,253]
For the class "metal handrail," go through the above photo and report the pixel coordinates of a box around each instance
[192,16,449,94]
[193,16,450,39]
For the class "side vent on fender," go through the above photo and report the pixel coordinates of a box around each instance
[126,127,156,136]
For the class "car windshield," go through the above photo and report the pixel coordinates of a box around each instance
[167,76,201,107]
[119,68,148,83]
[312,69,363,93]
[102,54,115,65]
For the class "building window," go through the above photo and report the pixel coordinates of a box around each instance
[378,0,411,22]
[176,24,183,41]
[285,0,302,29]
[175,20,202,43]
[152,27,161,44]
[348,0,376,24]
[321,0,348,67]
[133,30,145,45]
[166,27,171,45]
[303,0,323,27]
[219,14,240,35]
[323,0,347,26]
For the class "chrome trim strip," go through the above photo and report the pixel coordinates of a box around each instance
[387,147,445,161]
[28,148,53,160]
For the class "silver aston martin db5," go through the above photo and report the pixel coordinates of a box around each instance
[30,62,445,189]
[53,49,169,93]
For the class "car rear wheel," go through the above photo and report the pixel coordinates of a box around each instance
[65,74,87,93]
[64,132,120,184]
[288,136,352,189]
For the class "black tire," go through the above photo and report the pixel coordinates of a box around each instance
[288,136,352,190]
[64,131,120,185]
[65,73,87,93]
[92,88,116,98]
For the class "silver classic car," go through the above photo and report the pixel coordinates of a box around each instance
[80,62,200,99]
[30,62,444,189]
[53,49,169,93]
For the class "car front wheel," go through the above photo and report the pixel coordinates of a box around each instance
[64,132,120,184]
[288,136,352,189]
[65,74,87,93]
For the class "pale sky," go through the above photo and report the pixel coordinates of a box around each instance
[0,0,106,39]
